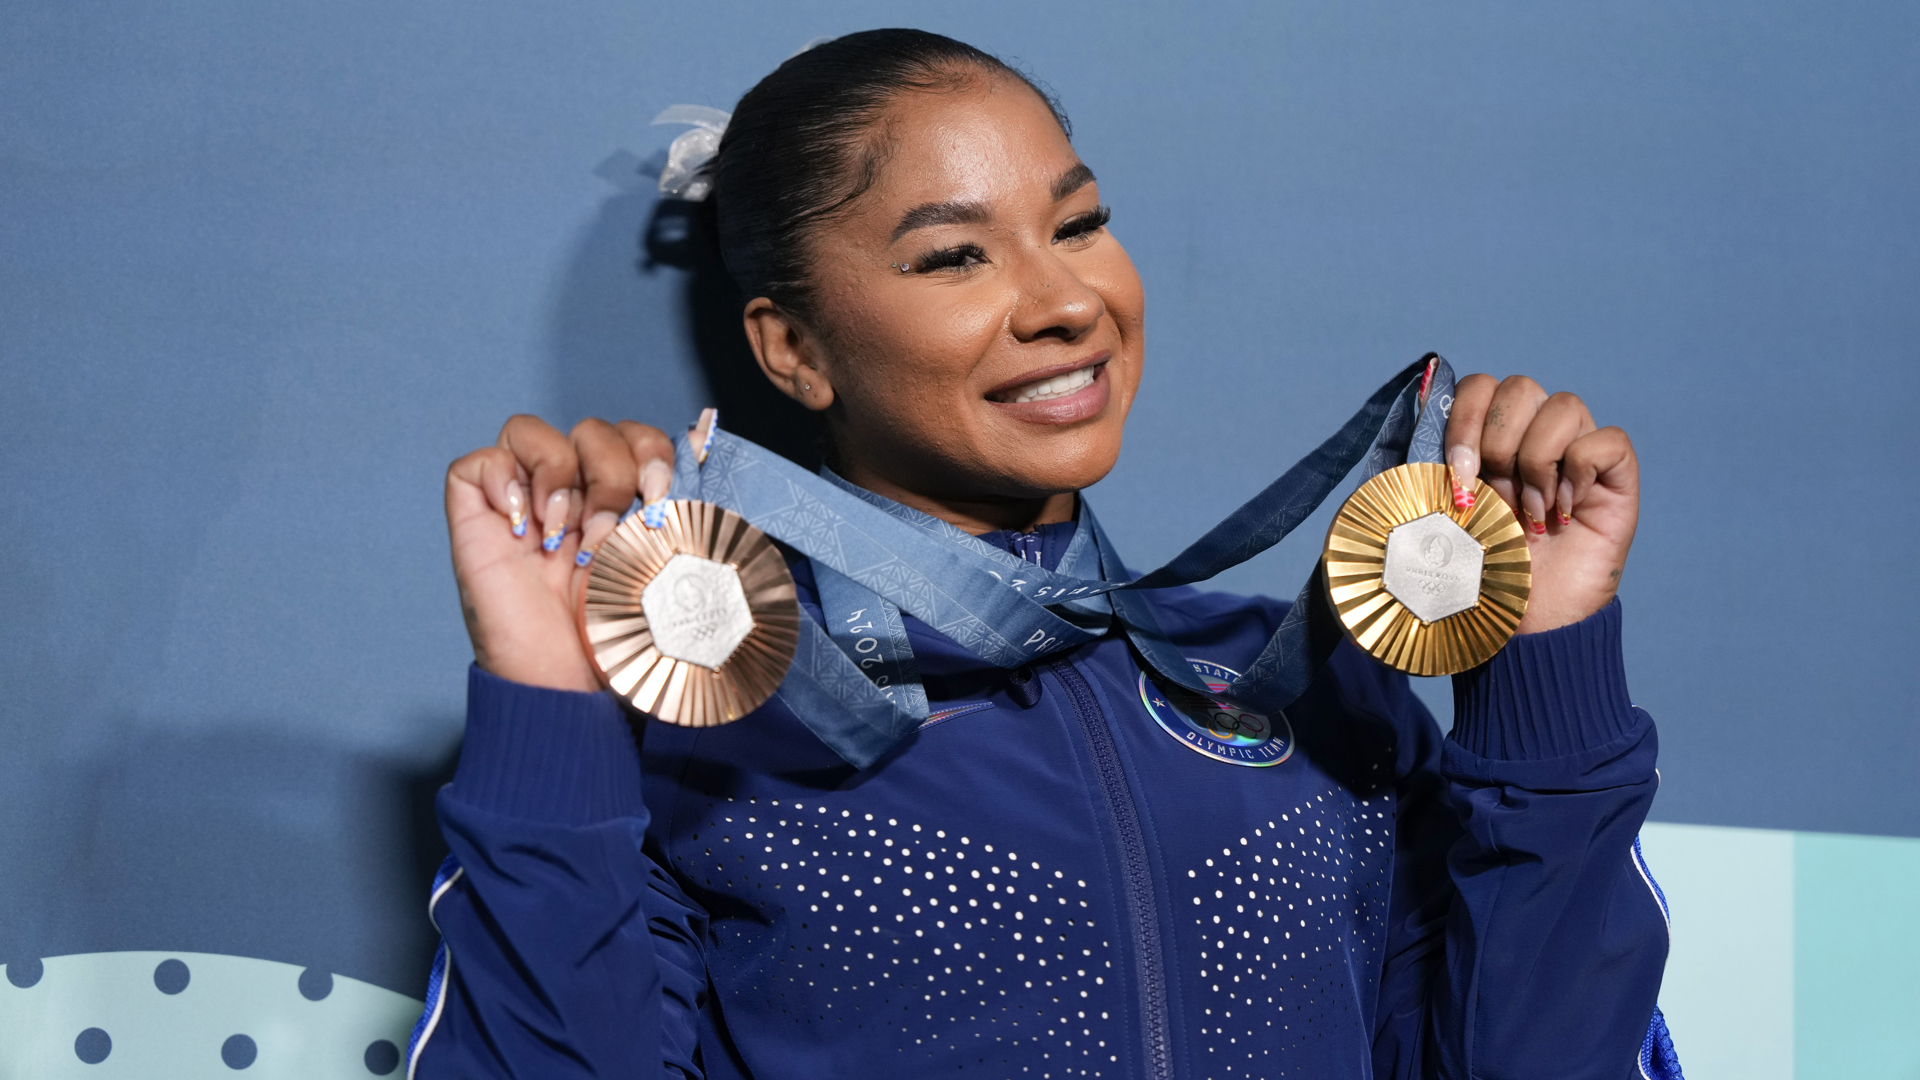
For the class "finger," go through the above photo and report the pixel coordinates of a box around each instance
[615,420,677,505]
[1476,375,1549,489]
[1443,374,1498,488]
[571,418,639,567]
[1515,392,1595,531]
[446,446,529,538]
[1560,426,1637,509]
[497,414,581,552]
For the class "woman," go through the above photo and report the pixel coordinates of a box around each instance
[422,29,1674,1080]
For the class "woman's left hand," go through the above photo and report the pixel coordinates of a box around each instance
[1443,374,1639,635]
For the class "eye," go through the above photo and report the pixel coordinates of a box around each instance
[912,243,989,273]
[1053,205,1111,246]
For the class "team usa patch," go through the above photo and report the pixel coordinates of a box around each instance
[1138,659,1294,767]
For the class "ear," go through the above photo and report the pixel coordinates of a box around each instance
[743,297,834,411]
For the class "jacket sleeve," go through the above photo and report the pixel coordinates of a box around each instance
[409,665,709,1079]
[1371,600,1672,1080]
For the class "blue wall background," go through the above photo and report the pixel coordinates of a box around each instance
[4,0,1916,1069]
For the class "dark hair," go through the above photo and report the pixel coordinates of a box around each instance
[705,29,1070,322]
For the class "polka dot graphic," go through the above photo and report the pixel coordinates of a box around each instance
[154,958,191,995]
[299,967,334,1001]
[1178,787,1397,1076]
[1,952,420,1077]
[363,1038,401,1075]
[677,797,1125,1077]
[74,1026,111,1064]
[6,958,43,989]
[222,1032,258,1068]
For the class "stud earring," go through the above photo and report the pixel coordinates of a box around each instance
[802,382,812,392]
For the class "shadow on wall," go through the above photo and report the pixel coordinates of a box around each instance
[5,722,458,998]
[546,156,820,470]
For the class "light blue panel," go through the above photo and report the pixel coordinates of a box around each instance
[0,951,419,1077]
[1795,832,1920,1079]
[1637,823,1794,1080]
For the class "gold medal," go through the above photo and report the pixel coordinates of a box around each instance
[576,499,800,725]
[1322,462,1530,675]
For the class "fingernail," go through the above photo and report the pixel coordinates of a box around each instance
[1448,444,1478,489]
[640,459,672,505]
[1451,476,1476,512]
[541,489,570,552]
[1521,485,1547,525]
[1520,487,1549,535]
[577,510,618,567]
[506,481,527,538]
[1557,479,1574,526]
[692,407,719,464]
[641,499,668,529]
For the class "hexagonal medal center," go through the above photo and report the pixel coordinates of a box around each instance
[1381,512,1484,624]
[641,553,754,670]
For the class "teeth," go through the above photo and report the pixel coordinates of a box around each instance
[1005,366,1097,404]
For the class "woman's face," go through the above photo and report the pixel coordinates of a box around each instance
[759,73,1145,522]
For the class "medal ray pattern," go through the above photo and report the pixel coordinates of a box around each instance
[1322,462,1530,675]
[578,500,800,726]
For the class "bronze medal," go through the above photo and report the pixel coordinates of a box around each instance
[577,499,799,725]
[1322,462,1531,676]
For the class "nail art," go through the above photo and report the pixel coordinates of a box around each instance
[639,458,673,506]
[692,407,719,465]
[576,512,618,568]
[506,481,527,538]
[541,490,570,552]
[1451,476,1477,512]
[1446,444,1478,513]
[1523,512,1547,535]
[641,499,668,529]
[1558,511,1573,526]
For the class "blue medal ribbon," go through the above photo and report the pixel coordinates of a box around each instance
[667,355,1455,767]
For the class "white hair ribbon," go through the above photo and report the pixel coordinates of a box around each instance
[650,105,731,201]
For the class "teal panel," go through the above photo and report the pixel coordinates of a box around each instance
[0,952,420,1079]
[1795,832,1920,1079]
[1639,822,1795,1080]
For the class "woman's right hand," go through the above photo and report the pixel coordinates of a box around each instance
[445,415,676,692]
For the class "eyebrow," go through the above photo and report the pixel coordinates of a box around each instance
[1050,163,1096,202]
[889,164,1099,243]
[891,200,989,242]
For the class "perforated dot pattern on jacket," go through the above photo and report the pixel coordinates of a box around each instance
[677,797,1125,1077]
[1179,786,1396,1075]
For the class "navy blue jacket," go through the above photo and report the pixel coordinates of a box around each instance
[412,527,1676,1079]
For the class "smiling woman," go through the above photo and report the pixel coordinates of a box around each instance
[729,48,1141,532]
[422,28,1677,1080]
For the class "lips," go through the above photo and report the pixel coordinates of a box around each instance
[985,353,1112,425]
[997,364,1098,404]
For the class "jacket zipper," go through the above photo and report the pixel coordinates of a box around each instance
[1048,659,1172,1080]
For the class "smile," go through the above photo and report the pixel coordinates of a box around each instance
[983,354,1113,426]
[997,365,1099,404]
[986,355,1110,404]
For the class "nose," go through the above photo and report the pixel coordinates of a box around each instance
[1006,249,1105,344]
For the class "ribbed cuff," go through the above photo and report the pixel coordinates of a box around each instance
[451,664,646,825]
[1450,598,1637,761]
